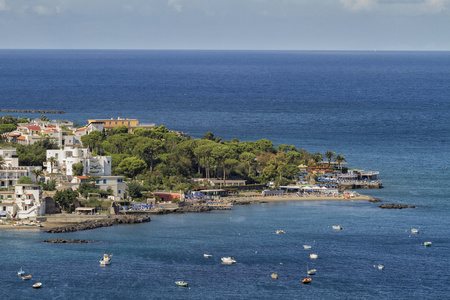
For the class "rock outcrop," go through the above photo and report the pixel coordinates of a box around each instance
[44,239,94,243]
[378,203,416,209]
[45,215,150,233]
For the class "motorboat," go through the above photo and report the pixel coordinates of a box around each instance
[411,228,419,234]
[175,281,188,287]
[22,275,32,280]
[221,257,237,264]
[18,267,25,276]
[270,273,278,279]
[99,254,113,265]
[303,245,312,250]
[378,264,385,270]
[276,230,285,234]
[32,282,42,289]
[203,254,212,258]
[332,225,343,230]
[423,241,432,247]
[309,254,318,259]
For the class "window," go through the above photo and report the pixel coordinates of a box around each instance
[118,190,121,194]
[103,179,106,184]
[0,195,3,199]
[96,181,99,184]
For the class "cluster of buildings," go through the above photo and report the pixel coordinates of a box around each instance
[1,118,156,220]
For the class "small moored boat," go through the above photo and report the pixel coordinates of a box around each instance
[18,267,25,276]
[22,275,32,280]
[411,228,419,234]
[378,264,385,270]
[99,254,113,265]
[221,257,236,264]
[32,282,42,289]
[276,230,285,234]
[203,254,212,258]
[175,281,188,287]
[302,277,312,284]
[423,241,432,247]
[332,225,343,230]
[270,273,278,279]
[303,245,312,250]
[307,269,317,275]
[309,253,318,259]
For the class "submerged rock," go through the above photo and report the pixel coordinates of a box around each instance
[43,239,94,243]
[378,203,416,209]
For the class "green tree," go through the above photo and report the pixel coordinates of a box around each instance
[325,150,336,166]
[40,115,50,122]
[132,138,163,173]
[117,157,147,179]
[81,131,104,153]
[112,125,129,134]
[335,154,346,170]
[54,189,78,213]
[32,169,44,183]
[18,176,33,184]
[126,180,143,199]
[72,162,84,176]
[256,139,276,153]
[239,152,256,176]
[202,131,214,140]
[277,144,295,153]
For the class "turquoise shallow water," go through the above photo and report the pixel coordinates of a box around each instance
[1,50,449,298]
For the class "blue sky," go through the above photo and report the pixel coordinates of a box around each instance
[0,0,449,50]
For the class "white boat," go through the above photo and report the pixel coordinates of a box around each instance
[221,257,237,264]
[303,245,312,250]
[378,264,385,270]
[411,228,419,234]
[309,253,318,259]
[423,241,432,247]
[32,282,42,289]
[276,230,285,234]
[99,254,113,265]
[203,254,212,258]
[18,267,25,276]
[332,225,343,230]
[307,269,317,275]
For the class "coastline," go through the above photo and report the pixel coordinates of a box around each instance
[0,194,375,230]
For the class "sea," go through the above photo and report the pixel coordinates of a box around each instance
[0,50,449,299]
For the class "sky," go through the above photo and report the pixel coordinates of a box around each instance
[0,0,449,50]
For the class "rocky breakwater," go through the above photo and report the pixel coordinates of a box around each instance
[45,215,150,233]
[44,239,95,243]
[378,203,416,209]
[175,206,212,213]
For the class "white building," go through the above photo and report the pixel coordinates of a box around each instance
[0,191,17,218]
[14,184,45,219]
[46,147,111,176]
[71,175,127,200]
[0,147,42,188]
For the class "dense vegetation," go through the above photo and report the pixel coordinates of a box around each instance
[80,125,346,192]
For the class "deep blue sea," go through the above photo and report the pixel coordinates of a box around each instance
[1,50,449,299]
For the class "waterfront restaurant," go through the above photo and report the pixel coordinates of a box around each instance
[75,207,96,215]
[198,189,228,198]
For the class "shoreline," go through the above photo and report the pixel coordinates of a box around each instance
[0,194,376,230]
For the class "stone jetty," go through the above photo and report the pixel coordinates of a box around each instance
[45,215,150,233]
[0,109,65,114]
[44,239,95,243]
[378,203,416,209]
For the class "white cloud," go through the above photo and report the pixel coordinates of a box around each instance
[168,0,182,12]
[423,0,449,13]
[33,5,61,16]
[0,0,7,11]
[340,0,377,11]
